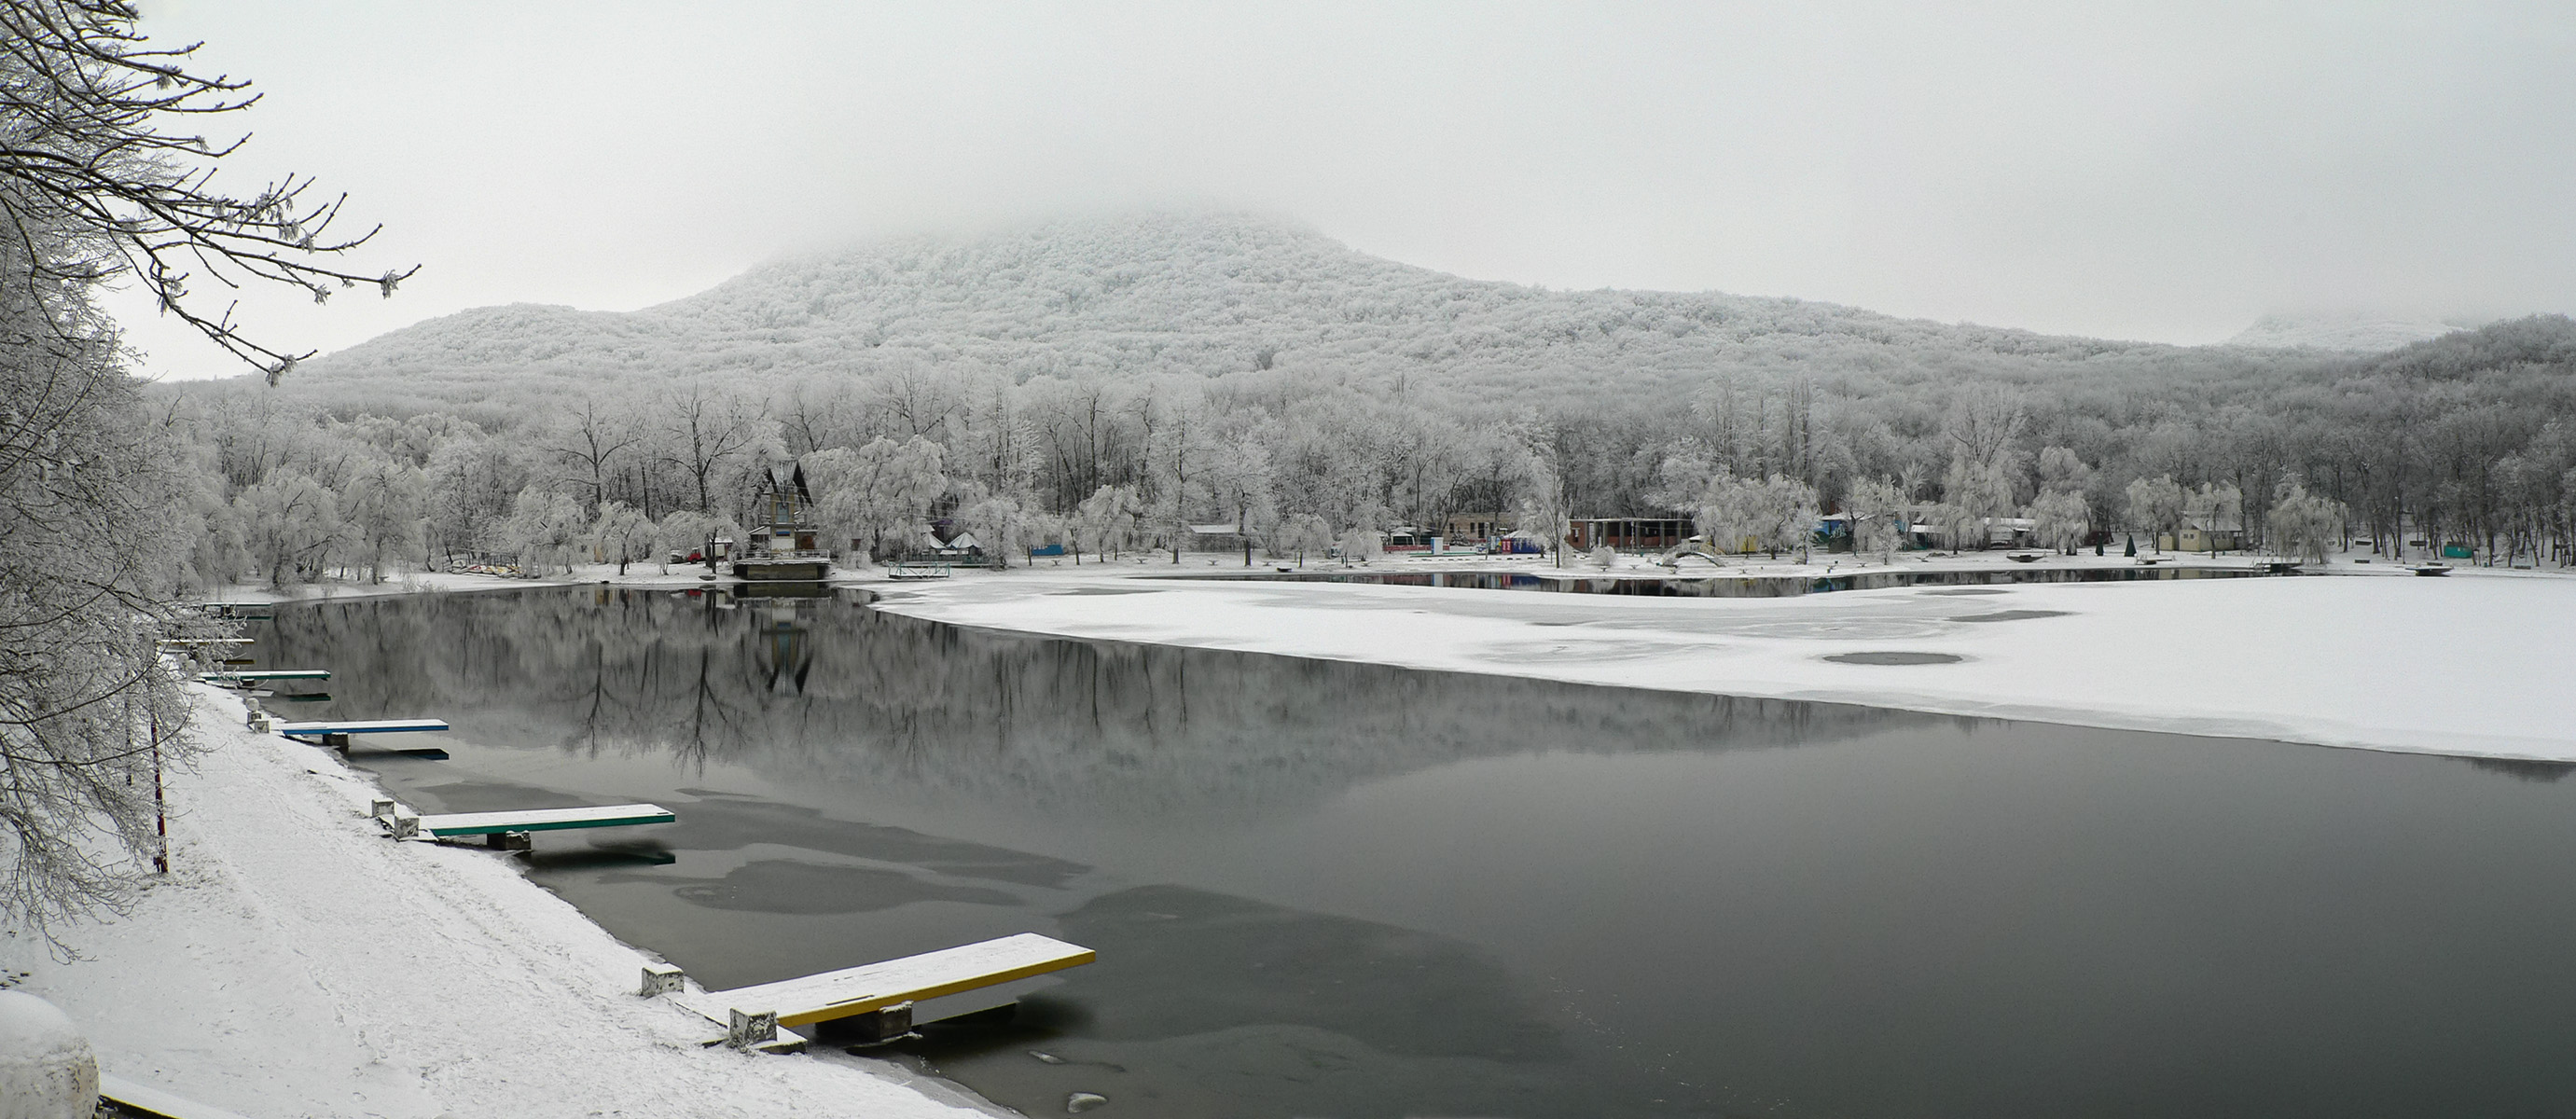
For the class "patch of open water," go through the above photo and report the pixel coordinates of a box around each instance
[246,586,2576,1119]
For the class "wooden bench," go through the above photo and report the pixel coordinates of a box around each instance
[99,1073,256,1119]
[669,932,1094,1047]
[389,803,677,849]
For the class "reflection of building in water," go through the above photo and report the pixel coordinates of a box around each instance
[742,593,817,695]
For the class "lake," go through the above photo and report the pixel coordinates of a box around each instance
[242,585,2576,1118]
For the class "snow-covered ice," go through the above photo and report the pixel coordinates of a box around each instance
[0,687,993,1119]
[872,562,2576,761]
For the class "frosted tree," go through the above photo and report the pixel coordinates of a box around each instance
[1273,513,1335,568]
[542,398,646,514]
[1695,469,1756,557]
[953,494,1032,567]
[1943,458,2017,548]
[1843,476,1907,562]
[236,470,348,587]
[586,501,658,574]
[657,382,780,515]
[2036,446,2094,496]
[340,460,426,584]
[1143,386,1214,562]
[1750,475,1820,560]
[0,0,411,935]
[1072,484,1139,563]
[1209,439,1277,566]
[0,0,415,380]
[2267,478,2345,563]
[1336,526,1385,563]
[501,490,586,574]
[1644,442,1719,513]
[1516,448,1572,567]
[2125,475,2187,553]
[805,435,948,562]
[2027,489,2090,554]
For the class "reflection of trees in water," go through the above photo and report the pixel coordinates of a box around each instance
[2462,756,2576,783]
[261,587,1924,814]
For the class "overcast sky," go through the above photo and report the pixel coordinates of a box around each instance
[119,1,2576,380]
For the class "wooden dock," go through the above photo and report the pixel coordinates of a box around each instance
[670,932,1094,1046]
[414,804,676,837]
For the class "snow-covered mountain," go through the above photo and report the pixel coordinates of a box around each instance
[297,211,2201,408]
[2225,311,2473,352]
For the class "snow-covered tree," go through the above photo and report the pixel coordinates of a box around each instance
[2028,488,2090,554]
[953,494,1034,567]
[806,435,948,562]
[1515,450,1572,568]
[1273,513,1334,567]
[1,0,409,936]
[587,501,658,575]
[1073,484,1140,563]
[340,460,426,584]
[501,490,587,574]
[2268,478,2345,563]
[1751,475,1820,560]
[1843,476,1906,562]
[1695,469,1758,556]
[236,470,348,587]
[2125,475,2187,553]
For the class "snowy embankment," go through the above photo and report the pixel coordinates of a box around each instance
[0,687,990,1119]
[873,563,2576,761]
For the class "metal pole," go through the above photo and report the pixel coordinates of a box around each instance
[151,710,168,874]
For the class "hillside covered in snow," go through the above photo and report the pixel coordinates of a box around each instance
[291,212,2322,411]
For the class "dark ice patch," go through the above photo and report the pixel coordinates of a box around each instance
[669,791,1092,889]
[1824,651,1964,665]
[1947,610,2072,623]
[634,859,1021,915]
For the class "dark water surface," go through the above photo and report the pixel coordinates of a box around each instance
[245,586,2576,1119]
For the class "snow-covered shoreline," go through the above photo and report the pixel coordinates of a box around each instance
[3,686,997,1118]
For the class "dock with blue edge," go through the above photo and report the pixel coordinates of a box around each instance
[276,717,450,740]
[275,718,453,758]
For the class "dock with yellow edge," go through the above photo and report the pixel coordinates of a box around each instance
[666,932,1096,1049]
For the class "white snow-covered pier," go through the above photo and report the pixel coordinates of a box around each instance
[274,718,450,739]
[672,933,1096,1047]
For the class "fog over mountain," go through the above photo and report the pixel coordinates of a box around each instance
[292,212,2320,411]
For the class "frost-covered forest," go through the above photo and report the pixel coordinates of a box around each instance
[152,213,2576,585]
